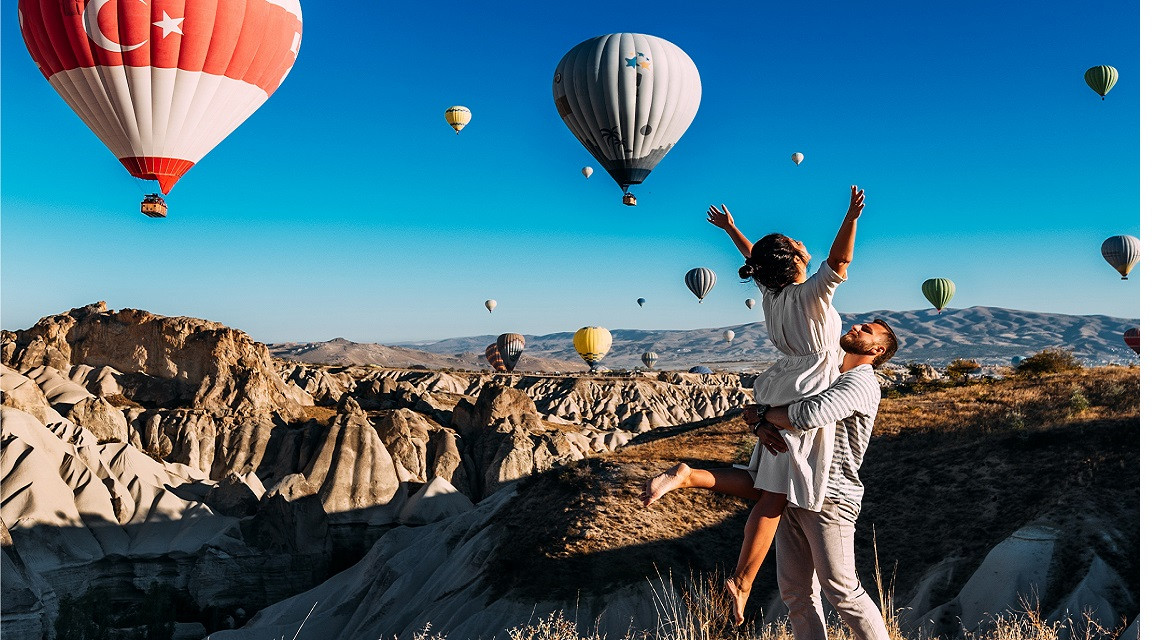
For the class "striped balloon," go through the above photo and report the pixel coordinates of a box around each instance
[18,0,303,195]
[641,351,658,369]
[1084,66,1118,100]
[496,333,525,372]
[684,267,716,302]
[485,343,508,372]
[688,365,712,375]
[445,106,471,134]
[921,278,956,313]
[573,326,612,370]
[1101,235,1140,280]
[553,33,701,204]
[1123,328,1139,354]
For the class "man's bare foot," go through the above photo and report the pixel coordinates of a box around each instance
[725,577,751,626]
[640,463,691,507]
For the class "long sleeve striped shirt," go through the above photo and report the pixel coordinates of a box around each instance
[785,364,881,511]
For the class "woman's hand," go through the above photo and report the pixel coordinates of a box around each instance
[707,204,735,231]
[845,185,865,220]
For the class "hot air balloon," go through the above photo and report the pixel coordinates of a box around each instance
[1101,235,1140,280]
[485,343,508,372]
[688,365,712,375]
[641,351,658,369]
[17,0,303,215]
[445,106,471,134]
[1084,66,1118,100]
[636,298,646,307]
[484,299,497,313]
[685,268,716,302]
[553,33,702,206]
[791,152,804,165]
[745,298,756,310]
[496,333,525,372]
[921,278,956,313]
[582,166,594,178]
[1123,328,1139,354]
[574,326,612,371]
[724,330,735,344]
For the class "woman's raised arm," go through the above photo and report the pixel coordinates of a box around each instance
[707,204,754,258]
[827,185,865,278]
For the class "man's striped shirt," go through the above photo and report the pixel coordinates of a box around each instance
[786,364,881,511]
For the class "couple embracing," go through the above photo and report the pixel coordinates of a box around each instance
[642,186,898,640]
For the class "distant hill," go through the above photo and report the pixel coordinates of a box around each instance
[270,307,1138,370]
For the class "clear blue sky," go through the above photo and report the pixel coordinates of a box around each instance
[1,1,1140,343]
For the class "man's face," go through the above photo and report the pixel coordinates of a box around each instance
[840,322,886,356]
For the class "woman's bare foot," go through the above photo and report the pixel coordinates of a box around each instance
[725,577,751,626]
[640,463,691,507]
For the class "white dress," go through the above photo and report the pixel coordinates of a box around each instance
[735,260,845,510]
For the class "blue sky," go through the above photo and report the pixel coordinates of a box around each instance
[1,1,1140,343]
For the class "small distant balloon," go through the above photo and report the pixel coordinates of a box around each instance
[445,106,471,134]
[1101,235,1140,280]
[685,267,716,302]
[484,299,497,313]
[496,333,525,372]
[724,329,735,344]
[1123,328,1139,354]
[485,343,508,372]
[688,365,712,375]
[791,152,804,165]
[921,278,955,313]
[582,166,594,178]
[637,298,646,307]
[574,326,613,371]
[745,298,756,310]
[641,351,658,369]
[1084,65,1118,100]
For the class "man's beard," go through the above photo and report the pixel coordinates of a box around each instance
[840,332,875,355]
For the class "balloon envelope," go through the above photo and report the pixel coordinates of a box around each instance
[724,330,735,344]
[637,298,646,307]
[1084,65,1118,99]
[18,0,303,194]
[745,298,756,310]
[574,326,612,370]
[582,166,594,178]
[485,343,508,372]
[553,33,702,197]
[496,333,525,372]
[445,106,471,133]
[1101,235,1140,279]
[1123,328,1139,354]
[484,299,497,313]
[641,351,658,369]
[921,278,956,312]
[685,268,716,302]
[791,152,804,165]
[688,365,712,375]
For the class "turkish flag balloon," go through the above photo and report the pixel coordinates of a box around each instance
[18,0,303,194]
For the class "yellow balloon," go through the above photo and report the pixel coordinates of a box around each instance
[445,106,471,134]
[573,326,612,370]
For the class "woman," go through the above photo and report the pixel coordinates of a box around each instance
[641,185,866,624]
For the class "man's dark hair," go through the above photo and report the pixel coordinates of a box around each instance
[871,318,899,367]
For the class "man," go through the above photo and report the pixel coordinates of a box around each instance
[640,319,897,635]
[751,318,898,640]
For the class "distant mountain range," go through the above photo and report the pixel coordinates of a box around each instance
[269,307,1139,371]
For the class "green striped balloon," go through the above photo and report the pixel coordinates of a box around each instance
[1084,66,1118,99]
[921,278,956,313]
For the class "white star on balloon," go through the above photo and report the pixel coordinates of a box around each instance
[152,11,184,38]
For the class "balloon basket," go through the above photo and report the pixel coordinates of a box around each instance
[622,193,637,206]
[140,194,167,218]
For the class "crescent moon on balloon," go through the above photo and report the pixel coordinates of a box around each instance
[83,0,147,53]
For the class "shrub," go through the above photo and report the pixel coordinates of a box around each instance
[946,359,981,383]
[1015,349,1083,376]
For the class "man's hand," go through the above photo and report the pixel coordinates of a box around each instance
[742,404,762,426]
[707,204,736,231]
[754,424,788,455]
[845,185,865,220]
